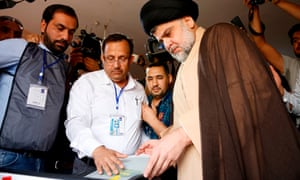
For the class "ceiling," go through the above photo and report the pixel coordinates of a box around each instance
[0,0,299,57]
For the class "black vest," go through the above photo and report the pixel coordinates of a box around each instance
[0,43,67,152]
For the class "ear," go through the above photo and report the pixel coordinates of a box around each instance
[168,74,173,85]
[100,54,105,64]
[40,20,46,34]
[183,16,196,29]
[128,54,134,64]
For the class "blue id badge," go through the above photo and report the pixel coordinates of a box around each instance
[109,114,126,136]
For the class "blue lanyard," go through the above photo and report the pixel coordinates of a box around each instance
[38,50,63,84]
[113,84,125,110]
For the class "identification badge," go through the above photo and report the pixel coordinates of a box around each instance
[26,84,48,110]
[109,114,126,136]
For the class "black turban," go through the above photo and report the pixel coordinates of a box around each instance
[140,0,199,36]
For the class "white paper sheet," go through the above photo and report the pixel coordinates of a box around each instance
[85,154,149,180]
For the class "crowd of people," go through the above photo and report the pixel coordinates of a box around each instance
[0,0,300,180]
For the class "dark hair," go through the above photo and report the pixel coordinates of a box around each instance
[288,23,300,44]
[0,16,24,31]
[147,61,170,74]
[42,4,78,28]
[101,33,134,55]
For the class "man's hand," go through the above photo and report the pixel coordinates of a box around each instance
[69,47,84,67]
[269,65,284,95]
[139,128,192,179]
[22,33,40,43]
[92,146,128,176]
[142,103,157,124]
[84,57,100,72]
[136,139,159,155]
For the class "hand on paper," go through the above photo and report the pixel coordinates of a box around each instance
[137,128,192,179]
[92,146,128,176]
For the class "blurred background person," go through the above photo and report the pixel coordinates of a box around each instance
[142,61,173,139]
[0,15,23,40]
[245,0,300,128]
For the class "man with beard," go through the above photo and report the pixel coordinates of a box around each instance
[0,4,78,172]
[136,0,300,179]
[245,1,300,128]
[142,61,173,139]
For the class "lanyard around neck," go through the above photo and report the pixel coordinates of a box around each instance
[113,83,125,111]
[38,50,63,84]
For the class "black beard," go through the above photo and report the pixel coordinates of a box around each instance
[43,32,68,55]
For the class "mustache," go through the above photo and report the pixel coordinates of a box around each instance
[168,45,181,55]
[151,85,161,90]
[55,39,68,46]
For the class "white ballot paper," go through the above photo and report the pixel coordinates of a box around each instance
[85,154,149,180]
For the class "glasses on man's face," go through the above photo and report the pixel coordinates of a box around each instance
[104,55,129,64]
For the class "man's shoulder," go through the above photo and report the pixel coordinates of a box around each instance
[79,70,104,81]
[282,54,298,61]
[282,54,300,67]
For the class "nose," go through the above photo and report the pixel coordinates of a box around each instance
[162,39,171,52]
[112,59,121,68]
[61,30,73,42]
[152,78,158,85]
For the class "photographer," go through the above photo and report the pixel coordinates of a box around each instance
[244,0,300,129]
[66,31,102,91]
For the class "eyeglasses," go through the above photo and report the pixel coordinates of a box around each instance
[104,56,129,64]
[0,16,24,31]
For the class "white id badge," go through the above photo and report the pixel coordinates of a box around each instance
[109,114,126,136]
[26,84,48,110]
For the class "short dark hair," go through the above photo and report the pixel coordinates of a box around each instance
[0,16,23,31]
[101,33,134,55]
[147,61,170,75]
[42,4,78,28]
[288,23,300,44]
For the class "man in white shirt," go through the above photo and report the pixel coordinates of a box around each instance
[65,33,148,176]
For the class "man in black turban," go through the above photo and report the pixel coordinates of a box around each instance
[137,0,300,180]
[140,0,198,36]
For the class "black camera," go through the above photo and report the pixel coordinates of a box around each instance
[250,0,270,5]
[71,29,101,60]
[145,37,173,63]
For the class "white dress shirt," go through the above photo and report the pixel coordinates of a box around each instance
[65,70,148,158]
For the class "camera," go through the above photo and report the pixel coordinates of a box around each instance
[145,37,173,63]
[250,0,270,5]
[71,29,101,60]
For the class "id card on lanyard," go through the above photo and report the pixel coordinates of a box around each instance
[109,84,126,136]
[26,50,62,110]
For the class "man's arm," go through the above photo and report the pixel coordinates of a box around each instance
[247,5,285,73]
[65,78,103,158]
[273,0,300,20]
[142,103,168,138]
[0,39,27,68]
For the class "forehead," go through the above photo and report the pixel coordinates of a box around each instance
[50,12,78,29]
[103,40,130,55]
[146,66,166,76]
[293,31,300,38]
[152,19,180,40]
